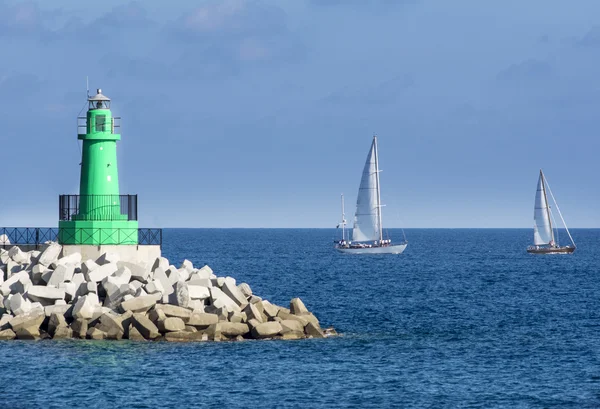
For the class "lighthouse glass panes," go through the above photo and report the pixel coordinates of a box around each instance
[90,100,110,110]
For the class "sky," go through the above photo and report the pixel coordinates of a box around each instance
[0,0,599,228]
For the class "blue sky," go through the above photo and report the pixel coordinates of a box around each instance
[0,0,599,228]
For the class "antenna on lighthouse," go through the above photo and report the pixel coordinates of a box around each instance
[86,76,89,99]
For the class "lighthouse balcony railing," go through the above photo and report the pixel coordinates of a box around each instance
[59,194,138,222]
[77,116,121,134]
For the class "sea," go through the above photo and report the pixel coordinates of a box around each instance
[1,228,600,408]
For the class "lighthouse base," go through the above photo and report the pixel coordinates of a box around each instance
[61,244,161,264]
[58,220,139,245]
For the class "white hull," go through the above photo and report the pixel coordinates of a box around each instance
[336,243,407,254]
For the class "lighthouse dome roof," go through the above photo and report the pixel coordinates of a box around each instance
[89,88,110,102]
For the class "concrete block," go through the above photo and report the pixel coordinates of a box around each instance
[81,259,100,278]
[86,263,118,283]
[96,252,120,265]
[157,317,185,332]
[0,328,16,340]
[71,318,88,338]
[27,286,66,304]
[237,283,252,298]
[154,304,192,320]
[132,313,160,339]
[38,243,62,267]
[48,264,75,286]
[54,252,81,267]
[188,285,210,300]
[117,261,149,283]
[251,322,283,339]
[290,298,310,315]
[8,246,29,264]
[209,287,241,313]
[8,293,32,316]
[154,268,174,296]
[173,281,190,308]
[9,309,45,333]
[144,280,164,295]
[72,293,100,319]
[152,257,169,272]
[219,322,250,337]
[0,271,29,296]
[180,259,194,272]
[243,303,264,324]
[86,327,107,340]
[304,322,325,338]
[261,300,280,319]
[120,295,158,314]
[221,280,249,309]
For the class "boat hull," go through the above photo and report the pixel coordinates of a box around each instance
[526,246,575,254]
[336,243,407,254]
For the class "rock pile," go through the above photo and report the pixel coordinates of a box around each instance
[0,243,336,342]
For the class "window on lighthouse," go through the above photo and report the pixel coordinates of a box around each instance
[95,115,106,132]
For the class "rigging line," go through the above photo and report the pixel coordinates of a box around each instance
[545,177,576,246]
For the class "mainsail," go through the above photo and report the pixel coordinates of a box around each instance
[352,137,381,242]
[533,171,554,245]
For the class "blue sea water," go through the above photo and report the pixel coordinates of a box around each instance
[1,228,600,408]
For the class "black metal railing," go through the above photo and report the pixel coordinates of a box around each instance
[78,116,121,135]
[59,195,138,221]
[0,227,162,249]
[0,228,58,248]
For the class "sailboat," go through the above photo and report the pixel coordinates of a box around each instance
[335,135,408,254]
[526,169,576,254]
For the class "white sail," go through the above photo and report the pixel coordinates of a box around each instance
[533,172,553,245]
[352,138,380,242]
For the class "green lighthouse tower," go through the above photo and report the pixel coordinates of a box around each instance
[58,88,138,245]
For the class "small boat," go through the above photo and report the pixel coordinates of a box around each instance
[334,135,407,254]
[527,169,575,254]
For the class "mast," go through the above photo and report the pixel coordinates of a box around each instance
[373,135,383,242]
[341,193,346,242]
[540,169,555,245]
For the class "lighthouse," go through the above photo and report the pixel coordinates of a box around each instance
[58,89,139,246]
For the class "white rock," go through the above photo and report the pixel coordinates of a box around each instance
[117,261,150,283]
[27,286,66,303]
[81,259,100,277]
[188,277,212,288]
[0,234,10,246]
[196,265,213,278]
[8,293,32,316]
[166,268,182,285]
[178,268,190,282]
[96,252,120,265]
[86,263,118,283]
[188,285,210,300]
[221,280,249,309]
[111,266,132,286]
[54,252,81,267]
[152,257,169,272]
[0,271,30,296]
[210,287,241,313]
[144,280,164,295]
[153,268,173,295]
[8,247,29,264]
[71,273,85,287]
[173,281,190,308]
[238,283,252,298]
[72,293,100,319]
[38,243,62,266]
[48,264,75,286]
[188,300,205,311]
[180,259,194,272]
